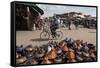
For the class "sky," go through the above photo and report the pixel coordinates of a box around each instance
[37,4,96,17]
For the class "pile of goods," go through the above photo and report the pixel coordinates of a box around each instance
[16,37,97,65]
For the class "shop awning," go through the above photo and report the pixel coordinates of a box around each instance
[17,3,44,15]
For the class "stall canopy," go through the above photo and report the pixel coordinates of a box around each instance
[16,3,44,15]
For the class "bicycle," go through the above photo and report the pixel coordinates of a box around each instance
[40,26,63,40]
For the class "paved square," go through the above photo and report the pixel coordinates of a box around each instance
[16,27,96,47]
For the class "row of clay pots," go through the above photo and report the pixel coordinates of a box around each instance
[16,38,97,65]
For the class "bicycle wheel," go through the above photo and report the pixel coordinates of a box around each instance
[56,31,63,40]
[40,31,50,39]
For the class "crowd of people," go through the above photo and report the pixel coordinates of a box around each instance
[16,37,97,65]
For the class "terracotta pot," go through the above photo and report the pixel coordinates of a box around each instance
[82,52,89,57]
[76,55,83,61]
[16,52,21,59]
[90,52,96,58]
[25,47,33,52]
[47,49,58,60]
[62,45,69,52]
[54,57,62,63]
[67,50,75,60]
[44,60,52,64]
[42,56,52,64]
[56,47,62,54]
[35,53,44,58]
[16,56,27,64]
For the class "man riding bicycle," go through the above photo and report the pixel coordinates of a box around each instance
[50,16,59,38]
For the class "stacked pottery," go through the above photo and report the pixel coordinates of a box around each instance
[16,52,21,59]
[16,56,27,65]
[60,41,69,53]
[76,54,83,62]
[54,56,63,63]
[16,37,97,65]
[35,47,45,58]
[41,55,52,64]
[55,47,62,54]
[67,48,76,62]
[89,50,96,61]
[75,40,83,50]
[47,48,58,60]
[24,45,34,58]
[25,45,33,52]
[25,58,38,65]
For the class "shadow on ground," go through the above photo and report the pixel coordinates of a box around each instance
[88,31,96,33]
[30,38,54,42]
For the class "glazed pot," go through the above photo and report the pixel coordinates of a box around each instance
[54,57,62,63]
[16,56,27,64]
[47,49,58,60]
[35,53,44,58]
[56,47,62,54]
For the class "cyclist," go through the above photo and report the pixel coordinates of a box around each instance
[50,16,59,38]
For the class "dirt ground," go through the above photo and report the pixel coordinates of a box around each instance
[16,26,96,47]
